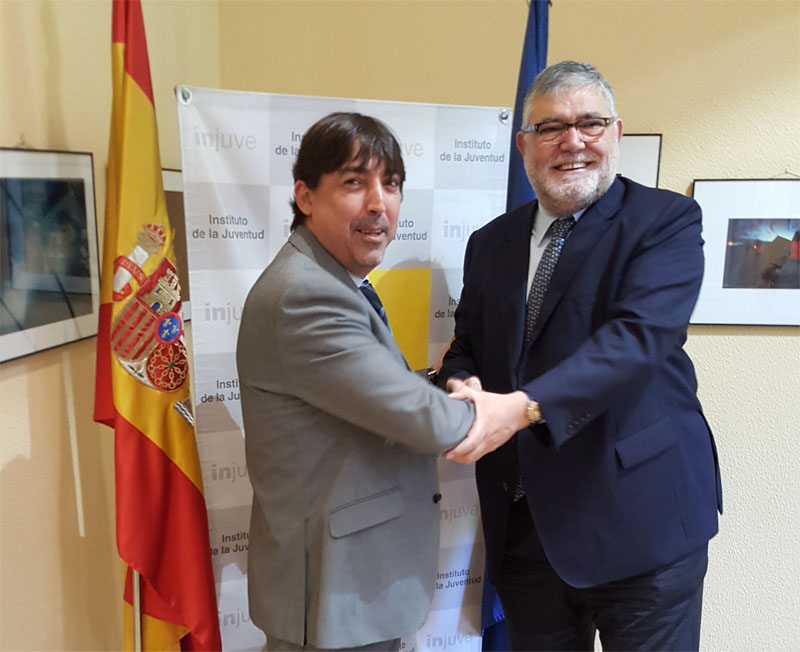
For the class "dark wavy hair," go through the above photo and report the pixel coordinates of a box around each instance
[290,112,406,230]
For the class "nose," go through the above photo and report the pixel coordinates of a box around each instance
[560,125,586,151]
[366,178,386,215]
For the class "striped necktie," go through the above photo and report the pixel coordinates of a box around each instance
[359,279,390,329]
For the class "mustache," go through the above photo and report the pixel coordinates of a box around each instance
[352,216,390,231]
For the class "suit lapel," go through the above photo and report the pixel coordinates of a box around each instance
[523,178,625,349]
[493,204,535,385]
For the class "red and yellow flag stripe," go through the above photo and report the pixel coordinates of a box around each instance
[95,1,221,649]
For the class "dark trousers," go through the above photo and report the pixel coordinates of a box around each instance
[495,498,707,652]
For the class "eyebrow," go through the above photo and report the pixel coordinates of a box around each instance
[336,159,370,175]
[535,111,607,123]
[337,162,398,178]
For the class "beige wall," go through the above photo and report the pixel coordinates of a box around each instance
[0,1,220,650]
[1,1,798,650]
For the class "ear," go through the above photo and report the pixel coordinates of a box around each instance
[294,179,313,218]
[613,118,624,141]
[516,130,528,157]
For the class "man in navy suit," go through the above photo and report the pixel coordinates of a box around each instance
[440,61,722,651]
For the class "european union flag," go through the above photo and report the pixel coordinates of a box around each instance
[505,0,550,212]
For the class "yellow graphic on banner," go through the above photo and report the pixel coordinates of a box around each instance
[371,268,431,370]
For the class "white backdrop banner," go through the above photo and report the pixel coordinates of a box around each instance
[176,87,662,651]
[177,87,513,652]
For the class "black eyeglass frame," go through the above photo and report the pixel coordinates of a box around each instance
[520,117,616,140]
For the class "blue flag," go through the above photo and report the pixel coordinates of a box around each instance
[483,2,549,650]
[505,0,550,212]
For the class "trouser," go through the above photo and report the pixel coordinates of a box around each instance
[495,497,707,651]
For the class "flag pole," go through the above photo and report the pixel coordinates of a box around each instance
[132,570,142,652]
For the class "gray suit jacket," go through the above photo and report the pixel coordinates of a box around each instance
[237,225,475,648]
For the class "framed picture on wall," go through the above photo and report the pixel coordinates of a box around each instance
[690,178,800,325]
[0,148,100,362]
[618,133,661,188]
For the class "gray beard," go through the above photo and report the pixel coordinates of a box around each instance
[527,157,618,217]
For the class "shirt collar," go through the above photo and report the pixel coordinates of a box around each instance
[532,204,587,246]
[349,272,367,288]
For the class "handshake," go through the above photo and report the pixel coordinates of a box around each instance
[444,376,532,465]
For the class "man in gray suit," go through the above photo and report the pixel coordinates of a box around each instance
[238,112,525,652]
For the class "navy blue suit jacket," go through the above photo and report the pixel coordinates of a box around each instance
[441,176,722,589]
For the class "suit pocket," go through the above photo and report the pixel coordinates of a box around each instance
[615,418,677,469]
[329,486,405,538]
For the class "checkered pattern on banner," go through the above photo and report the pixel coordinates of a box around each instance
[178,87,512,651]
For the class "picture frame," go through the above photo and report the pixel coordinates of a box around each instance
[1,148,100,362]
[619,133,662,188]
[691,178,800,325]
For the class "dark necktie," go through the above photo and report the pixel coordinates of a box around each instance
[359,279,390,329]
[523,216,576,345]
[514,215,575,502]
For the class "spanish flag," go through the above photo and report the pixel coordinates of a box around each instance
[94,1,221,649]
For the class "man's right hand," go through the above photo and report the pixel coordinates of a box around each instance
[445,386,529,464]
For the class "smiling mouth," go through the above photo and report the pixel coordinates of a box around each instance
[556,161,590,171]
[357,227,386,239]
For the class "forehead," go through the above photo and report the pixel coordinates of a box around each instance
[529,85,611,121]
[334,147,389,175]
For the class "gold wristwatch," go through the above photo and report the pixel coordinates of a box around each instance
[525,400,543,424]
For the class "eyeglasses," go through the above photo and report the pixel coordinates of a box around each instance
[520,117,616,144]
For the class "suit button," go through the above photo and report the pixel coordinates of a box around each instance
[433,493,442,503]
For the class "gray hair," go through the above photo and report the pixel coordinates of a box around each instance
[522,61,617,126]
